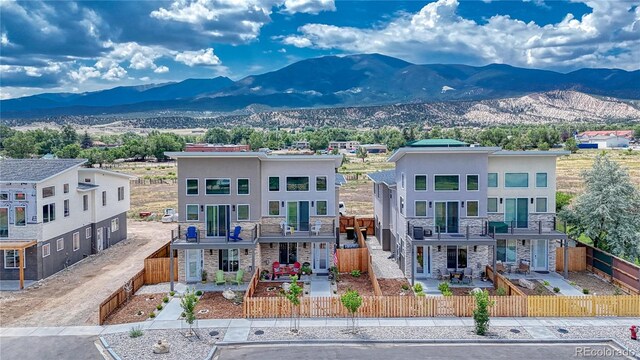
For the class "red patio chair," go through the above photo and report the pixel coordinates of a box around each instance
[291,261,301,275]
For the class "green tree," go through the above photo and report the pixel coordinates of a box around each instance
[472,289,493,335]
[538,142,550,151]
[56,144,81,159]
[80,131,93,149]
[633,125,640,140]
[564,138,579,153]
[148,132,184,161]
[341,289,363,333]
[248,131,265,151]
[356,146,368,162]
[3,133,36,158]
[60,125,78,146]
[284,275,303,333]
[80,148,106,167]
[204,127,230,144]
[180,288,199,336]
[0,125,16,150]
[559,154,640,260]
[555,192,573,213]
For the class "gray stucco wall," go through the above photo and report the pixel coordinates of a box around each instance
[93,211,128,251]
[0,246,38,280]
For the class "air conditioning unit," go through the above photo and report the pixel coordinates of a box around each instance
[424,229,433,237]
[413,226,424,240]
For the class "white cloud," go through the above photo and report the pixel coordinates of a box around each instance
[1,32,10,46]
[175,48,221,66]
[69,66,101,83]
[154,65,169,73]
[282,0,335,15]
[104,41,166,70]
[139,76,151,81]
[101,65,127,81]
[281,0,640,70]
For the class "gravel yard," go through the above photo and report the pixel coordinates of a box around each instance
[103,328,223,360]
[508,279,556,296]
[553,326,640,355]
[450,287,498,296]
[337,274,375,296]
[104,293,167,324]
[247,326,532,341]
[378,278,413,296]
[194,292,243,319]
[567,272,625,295]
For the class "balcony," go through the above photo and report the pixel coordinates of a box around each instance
[487,218,567,240]
[257,219,337,241]
[406,223,495,246]
[170,224,258,249]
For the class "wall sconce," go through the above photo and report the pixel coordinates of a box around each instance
[429,201,432,208]
[499,198,503,204]
[530,198,534,204]
[200,205,204,212]
[232,205,236,211]
[270,243,274,248]
[461,202,465,208]
[522,240,526,246]
[303,243,306,249]
[281,201,285,207]
[437,245,441,252]
[245,249,249,255]
[209,249,213,255]
[311,201,314,207]
[473,246,477,252]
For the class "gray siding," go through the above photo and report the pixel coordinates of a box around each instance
[0,246,38,280]
[93,212,128,251]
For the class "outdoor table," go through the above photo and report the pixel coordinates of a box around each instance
[346,227,355,240]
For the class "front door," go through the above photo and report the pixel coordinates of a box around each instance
[206,205,228,237]
[415,246,431,278]
[531,239,548,271]
[96,227,103,252]
[312,242,329,274]
[185,249,202,282]
[435,201,459,233]
[287,201,310,231]
[505,198,528,228]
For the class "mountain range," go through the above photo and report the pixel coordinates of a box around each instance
[2,53,640,118]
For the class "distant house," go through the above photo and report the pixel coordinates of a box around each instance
[360,144,388,154]
[292,141,310,150]
[329,141,360,151]
[0,159,134,288]
[184,144,251,152]
[577,130,632,149]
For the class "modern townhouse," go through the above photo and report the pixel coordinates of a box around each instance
[368,139,569,282]
[0,159,134,288]
[164,152,345,288]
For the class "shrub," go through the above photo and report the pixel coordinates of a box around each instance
[613,287,623,296]
[442,289,453,297]
[496,287,507,296]
[196,290,203,296]
[156,304,163,311]
[543,281,550,286]
[583,288,589,294]
[149,313,156,318]
[181,288,199,333]
[129,326,143,338]
[169,291,175,297]
[553,287,560,293]
[414,283,423,293]
[350,270,361,277]
[163,296,169,303]
[401,283,410,291]
[416,291,425,297]
[437,282,450,293]
[473,289,494,336]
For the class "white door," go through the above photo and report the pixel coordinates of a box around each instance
[96,227,103,252]
[415,246,431,278]
[312,242,329,274]
[185,249,202,282]
[531,239,548,271]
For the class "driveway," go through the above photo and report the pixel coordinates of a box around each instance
[0,336,103,360]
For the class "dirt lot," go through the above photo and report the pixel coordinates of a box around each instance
[195,292,244,319]
[104,293,166,325]
[337,273,375,296]
[507,279,556,296]
[450,287,498,296]
[0,220,171,327]
[378,278,412,296]
[567,271,624,295]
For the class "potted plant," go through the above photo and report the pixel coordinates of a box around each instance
[301,264,312,277]
[260,270,270,281]
[201,269,208,283]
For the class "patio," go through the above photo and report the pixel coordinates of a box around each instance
[0,280,36,291]
[504,271,584,296]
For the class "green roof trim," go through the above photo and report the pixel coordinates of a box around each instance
[406,139,468,147]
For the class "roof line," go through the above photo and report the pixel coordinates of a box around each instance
[0,159,88,184]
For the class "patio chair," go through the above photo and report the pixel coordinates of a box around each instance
[230,269,245,285]
[515,259,530,275]
[437,268,450,280]
[450,272,462,284]
[291,261,301,275]
[311,221,322,236]
[280,221,294,235]
[215,270,226,286]
[186,226,198,242]
[462,268,473,284]
[496,261,506,274]
[229,226,243,242]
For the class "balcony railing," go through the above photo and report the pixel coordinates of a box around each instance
[258,219,336,238]
[171,224,258,244]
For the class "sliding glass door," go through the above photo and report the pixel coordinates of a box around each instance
[206,205,228,237]
[287,201,310,231]
[435,201,459,233]
[505,198,528,228]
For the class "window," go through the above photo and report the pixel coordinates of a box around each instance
[102,191,107,206]
[15,192,26,201]
[467,175,479,191]
[205,179,230,195]
[535,197,548,213]
[0,208,7,238]
[4,250,24,269]
[536,172,548,188]
[117,186,125,201]
[42,186,55,198]
[56,238,64,251]
[415,175,427,191]
[63,183,69,194]
[488,173,498,188]
[43,203,55,223]
[83,195,89,211]
[237,204,250,221]
[316,176,327,191]
[42,244,50,257]
[86,227,92,239]
[64,199,70,217]
[487,198,498,213]
[376,184,381,198]
[286,177,309,191]
[400,197,405,215]
[15,206,26,226]
[186,204,199,221]
[447,246,467,269]
[268,177,280,191]
[415,201,427,217]
[466,201,479,217]
[269,201,280,216]
[237,179,250,195]
[497,239,517,263]
[316,201,327,216]
[73,232,80,251]
[0,193,7,200]
[111,218,119,232]
[186,179,199,195]
[279,243,297,264]
[401,173,405,189]
[434,175,459,191]
[505,173,529,188]
[218,249,239,272]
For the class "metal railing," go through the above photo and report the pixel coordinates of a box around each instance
[258,219,336,238]
[171,224,258,244]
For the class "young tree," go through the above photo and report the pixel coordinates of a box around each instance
[472,289,493,335]
[180,288,199,336]
[81,131,93,149]
[564,138,579,153]
[560,154,640,260]
[56,144,81,159]
[284,275,303,333]
[356,146,368,162]
[340,289,362,333]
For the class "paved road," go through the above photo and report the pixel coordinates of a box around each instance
[0,336,103,360]
[217,343,631,360]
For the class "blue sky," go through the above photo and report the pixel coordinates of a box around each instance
[1,0,638,99]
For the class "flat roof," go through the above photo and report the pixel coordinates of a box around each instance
[491,150,570,157]
[388,146,501,162]
[164,152,343,167]
[407,139,468,147]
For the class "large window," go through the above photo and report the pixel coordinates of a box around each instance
[487,198,498,213]
[286,177,309,191]
[434,175,459,191]
[43,203,55,223]
[536,172,548,188]
[497,239,517,263]
[415,175,427,191]
[219,249,239,272]
[316,201,327,216]
[535,197,548,213]
[279,243,297,264]
[415,201,427,217]
[268,201,280,216]
[488,173,498,188]
[435,202,459,233]
[316,176,327,191]
[0,208,8,238]
[446,246,467,269]
[42,186,55,198]
[64,199,70,217]
[466,201,479,217]
[505,173,529,188]
[15,206,26,226]
[186,179,199,195]
[4,250,24,269]
[268,177,279,191]
[186,204,199,221]
[466,175,479,191]
[117,186,125,201]
[237,204,250,221]
[237,179,250,195]
[206,179,230,195]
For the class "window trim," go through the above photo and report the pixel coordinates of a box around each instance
[315,176,328,192]
[414,174,428,192]
[14,192,26,201]
[218,249,240,272]
[111,218,119,232]
[466,174,480,192]
[535,197,548,213]
[42,243,50,258]
[505,172,529,188]
[535,172,548,188]
[236,204,250,221]
[64,199,70,217]
[466,200,480,217]
[434,174,460,192]
[73,232,80,252]
[285,176,310,192]
[205,178,231,195]
[117,186,125,201]
[185,204,200,222]
[102,191,107,206]
[63,183,69,194]
[42,186,55,198]
[316,200,328,216]
[42,203,55,223]
[86,227,92,239]
[56,238,64,252]
[83,194,89,211]
[0,207,8,238]
[14,205,26,227]
[0,192,8,201]
[237,178,250,195]
[488,173,498,188]
[4,250,25,269]
[268,176,280,192]
[268,200,280,216]
[186,178,199,196]
[487,197,499,213]
[414,200,428,217]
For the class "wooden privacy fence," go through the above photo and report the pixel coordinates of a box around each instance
[486,266,526,297]
[368,255,382,296]
[356,217,374,237]
[336,248,368,273]
[527,296,640,317]
[144,258,178,284]
[339,216,355,233]
[556,247,587,272]
[130,178,177,186]
[99,269,145,325]
[582,243,640,294]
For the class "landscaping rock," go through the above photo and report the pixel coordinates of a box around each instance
[518,278,536,290]
[222,290,235,300]
[152,340,170,354]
